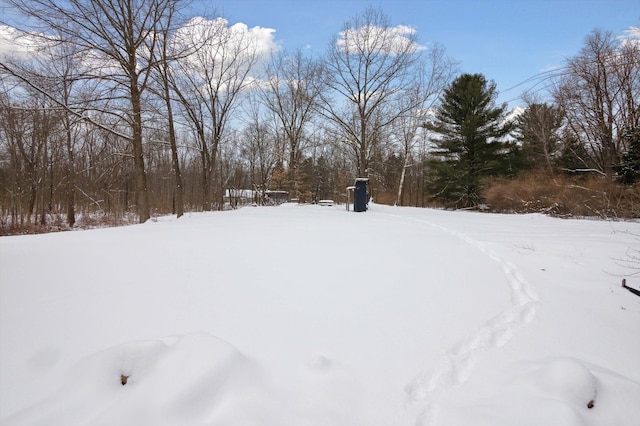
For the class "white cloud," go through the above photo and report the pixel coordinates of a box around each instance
[0,18,280,90]
[337,24,425,55]
[175,17,278,65]
[623,26,640,39]
[618,26,640,48]
[0,25,40,59]
[172,17,280,95]
[230,22,279,57]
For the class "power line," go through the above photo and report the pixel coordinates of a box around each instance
[500,50,640,105]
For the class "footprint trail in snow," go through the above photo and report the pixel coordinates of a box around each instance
[383,213,538,425]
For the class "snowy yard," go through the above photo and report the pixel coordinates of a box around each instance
[1,203,639,426]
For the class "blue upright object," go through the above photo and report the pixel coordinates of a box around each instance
[354,178,368,212]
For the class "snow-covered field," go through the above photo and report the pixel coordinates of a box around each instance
[1,203,639,426]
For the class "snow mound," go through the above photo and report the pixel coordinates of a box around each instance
[4,333,264,426]
[536,357,597,408]
[430,357,602,426]
[515,358,599,426]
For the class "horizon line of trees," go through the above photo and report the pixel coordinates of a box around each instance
[0,1,638,234]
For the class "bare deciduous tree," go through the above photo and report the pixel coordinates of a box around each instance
[171,16,261,210]
[8,0,178,222]
[320,7,422,178]
[514,96,565,174]
[241,98,278,200]
[260,49,325,197]
[554,29,640,178]
[150,1,186,217]
[1,31,87,227]
[391,43,456,206]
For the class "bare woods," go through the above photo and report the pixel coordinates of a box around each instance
[0,1,638,235]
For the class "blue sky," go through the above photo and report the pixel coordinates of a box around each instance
[190,0,639,108]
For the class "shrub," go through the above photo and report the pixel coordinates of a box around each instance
[484,171,640,219]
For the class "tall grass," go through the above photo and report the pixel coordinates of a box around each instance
[484,172,640,219]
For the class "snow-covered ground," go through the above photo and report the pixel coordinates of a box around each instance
[1,203,639,426]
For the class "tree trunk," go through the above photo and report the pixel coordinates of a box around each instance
[64,114,76,227]
[162,75,184,218]
[130,83,151,223]
[396,157,408,206]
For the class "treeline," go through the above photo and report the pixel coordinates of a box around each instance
[0,1,638,235]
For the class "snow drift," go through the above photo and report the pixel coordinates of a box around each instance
[1,204,638,425]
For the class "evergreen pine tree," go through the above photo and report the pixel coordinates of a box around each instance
[616,127,640,184]
[425,73,513,207]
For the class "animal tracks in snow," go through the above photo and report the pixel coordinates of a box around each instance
[381,212,538,425]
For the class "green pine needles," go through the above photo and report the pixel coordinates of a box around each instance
[425,73,515,208]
